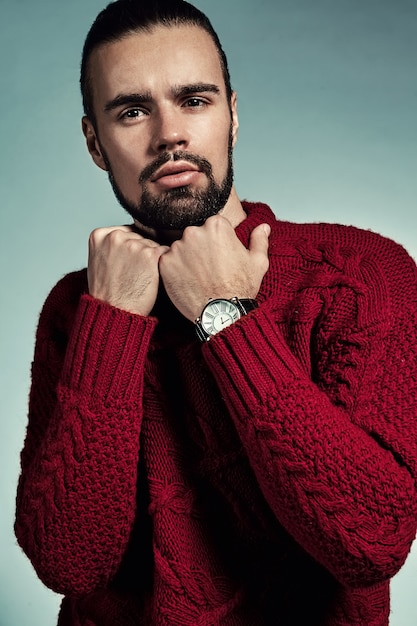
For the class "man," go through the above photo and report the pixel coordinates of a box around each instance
[15,1,417,624]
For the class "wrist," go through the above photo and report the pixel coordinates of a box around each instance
[195,297,258,342]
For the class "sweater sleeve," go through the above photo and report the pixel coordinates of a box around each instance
[15,273,157,596]
[201,242,417,589]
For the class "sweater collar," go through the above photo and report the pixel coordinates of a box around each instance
[235,201,277,247]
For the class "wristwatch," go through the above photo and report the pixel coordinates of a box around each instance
[195,297,258,342]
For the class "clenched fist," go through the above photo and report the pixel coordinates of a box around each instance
[88,225,169,316]
[158,215,270,321]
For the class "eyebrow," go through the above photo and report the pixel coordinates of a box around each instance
[104,82,221,113]
[172,83,221,98]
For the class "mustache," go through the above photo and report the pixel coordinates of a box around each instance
[138,151,213,184]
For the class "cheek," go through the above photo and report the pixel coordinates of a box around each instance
[211,130,233,176]
[104,140,145,184]
[199,121,231,164]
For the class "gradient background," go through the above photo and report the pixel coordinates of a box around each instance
[1,0,416,624]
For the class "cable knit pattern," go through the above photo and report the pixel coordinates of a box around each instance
[15,202,417,625]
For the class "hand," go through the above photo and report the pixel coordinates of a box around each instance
[87,225,169,315]
[158,215,270,321]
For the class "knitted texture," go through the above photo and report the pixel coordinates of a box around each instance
[15,202,417,625]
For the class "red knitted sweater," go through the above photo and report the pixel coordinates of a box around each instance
[15,202,417,625]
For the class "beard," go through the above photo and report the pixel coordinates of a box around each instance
[101,130,234,231]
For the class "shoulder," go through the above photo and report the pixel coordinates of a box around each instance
[243,201,410,262]
[282,222,417,306]
[284,220,409,259]
[38,269,88,334]
[244,202,417,310]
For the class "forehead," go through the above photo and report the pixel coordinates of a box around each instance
[89,24,225,105]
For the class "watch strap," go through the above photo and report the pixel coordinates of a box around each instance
[235,298,258,314]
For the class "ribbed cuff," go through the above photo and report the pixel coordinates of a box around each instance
[61,294,157,402]
[202,304,307,411]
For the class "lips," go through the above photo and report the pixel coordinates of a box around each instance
[149,160,203,190]
[151,161,199,182]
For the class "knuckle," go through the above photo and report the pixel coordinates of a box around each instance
[107,228,124,243]
[261,256,270,273]
[124,238,137,253]
[167,239,177,253]
[89,228,103,244]
[182,225,199,242]
[207,214,224,229]
[142,243,160,261]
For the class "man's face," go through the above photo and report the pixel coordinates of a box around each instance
[83,24,239,233]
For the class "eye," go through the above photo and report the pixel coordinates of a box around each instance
[120,107,147,120]
[183,97,207,108]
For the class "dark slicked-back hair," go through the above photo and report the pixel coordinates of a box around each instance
[80,0,232,125]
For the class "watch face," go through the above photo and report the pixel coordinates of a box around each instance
[201,299,241,336]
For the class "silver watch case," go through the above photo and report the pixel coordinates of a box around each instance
[195,297,257,342]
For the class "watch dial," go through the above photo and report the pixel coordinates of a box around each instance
[202,299,240,335]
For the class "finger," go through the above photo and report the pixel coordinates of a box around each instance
[89,224,135,245]
[248,223,270,256]
[99,224,136,235]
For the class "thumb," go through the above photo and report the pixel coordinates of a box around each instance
[249,223,270,255]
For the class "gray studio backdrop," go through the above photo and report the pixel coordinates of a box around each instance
[1,0,416,624]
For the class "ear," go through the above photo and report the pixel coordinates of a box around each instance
[82,116,108,171]
[230,91,239,147]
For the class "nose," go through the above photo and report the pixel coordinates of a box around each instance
[151,106,189,153]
